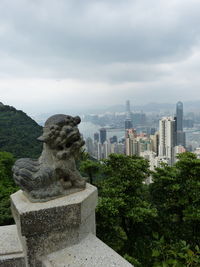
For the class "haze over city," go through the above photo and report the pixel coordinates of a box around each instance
[1,0,200,116]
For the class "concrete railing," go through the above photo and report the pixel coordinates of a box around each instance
[0,184,133,267]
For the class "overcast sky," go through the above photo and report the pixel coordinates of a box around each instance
[1,0,200,116]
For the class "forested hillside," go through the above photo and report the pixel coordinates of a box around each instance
[0,104,42,158]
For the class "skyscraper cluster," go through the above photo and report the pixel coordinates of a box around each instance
[85,129,125,160]
[85,100,187,173]
[125,101,186,169]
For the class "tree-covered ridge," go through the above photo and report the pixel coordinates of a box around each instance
[0,151,18,226]
[0,104,42,158]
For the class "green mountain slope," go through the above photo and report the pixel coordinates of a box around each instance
[0,104,42,158]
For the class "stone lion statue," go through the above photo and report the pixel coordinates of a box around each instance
[12,114,86,202]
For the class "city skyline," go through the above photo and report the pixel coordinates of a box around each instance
[84,101,188,172]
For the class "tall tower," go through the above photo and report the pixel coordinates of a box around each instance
[125,119,133,129]
[99,128,107,144]
[159,117,176,165]
[125,100,133,129]
[176,101,183,131]
[94,132,99,142]
[176,101,185,146]
[126,100,131,113]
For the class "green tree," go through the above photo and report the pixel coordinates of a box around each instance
[0,151,18,225]
[150,152,200,246]
[151,236,200,267]
[80,159,101,184]
[96,154,157,265]
[96,152,200,266]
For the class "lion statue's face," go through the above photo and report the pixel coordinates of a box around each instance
[38,114,85,158]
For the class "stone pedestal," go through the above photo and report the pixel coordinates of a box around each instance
[10,183,97,267]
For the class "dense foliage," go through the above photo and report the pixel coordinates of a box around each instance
[150,152,200,246]
[0,139,200,266]
[149,152,200,266]
[81,152,200,266]
[96,154,157,265]
[80,159,101,184]
[0,104,42,158]
[0,151,18,226]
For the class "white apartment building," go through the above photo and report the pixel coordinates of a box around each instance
[159,117,176,166]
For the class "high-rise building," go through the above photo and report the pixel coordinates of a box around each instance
[177,131,186,147]
[110,135,118,144]
[150,132,159,156]
[85,137,94,155]
[176,101,183,131]
[125,118,133,129]
[125,100,133,129]
[125,129,139,156]
[94,132,99,142]
[126,100,131,113]
[176,101,186,146]
[99,128,107,144]
[159,117,176,165]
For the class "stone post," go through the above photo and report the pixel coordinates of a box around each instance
[11,183,97,267]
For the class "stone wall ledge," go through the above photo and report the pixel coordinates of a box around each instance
[0,226,133,267]
[0,184,133,266]
[42,233,133,267]
[0,225,25,267]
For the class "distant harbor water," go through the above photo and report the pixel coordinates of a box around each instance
[79,121,125,140]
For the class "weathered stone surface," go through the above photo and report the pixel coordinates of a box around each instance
[11,183,97,267]
[79,213,96,241]
[42,234,133,267]
[12,114,86,202]
[23,227,80,267]
[11,195,81,237]
[11,184,97,237]
[0,225,25,267]
[0,255,25,267]
[5,179,132,267]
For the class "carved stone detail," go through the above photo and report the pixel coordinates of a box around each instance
[12,114,86,202]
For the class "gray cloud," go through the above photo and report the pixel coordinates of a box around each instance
[0,0,200,114]
[1,1,200,64]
